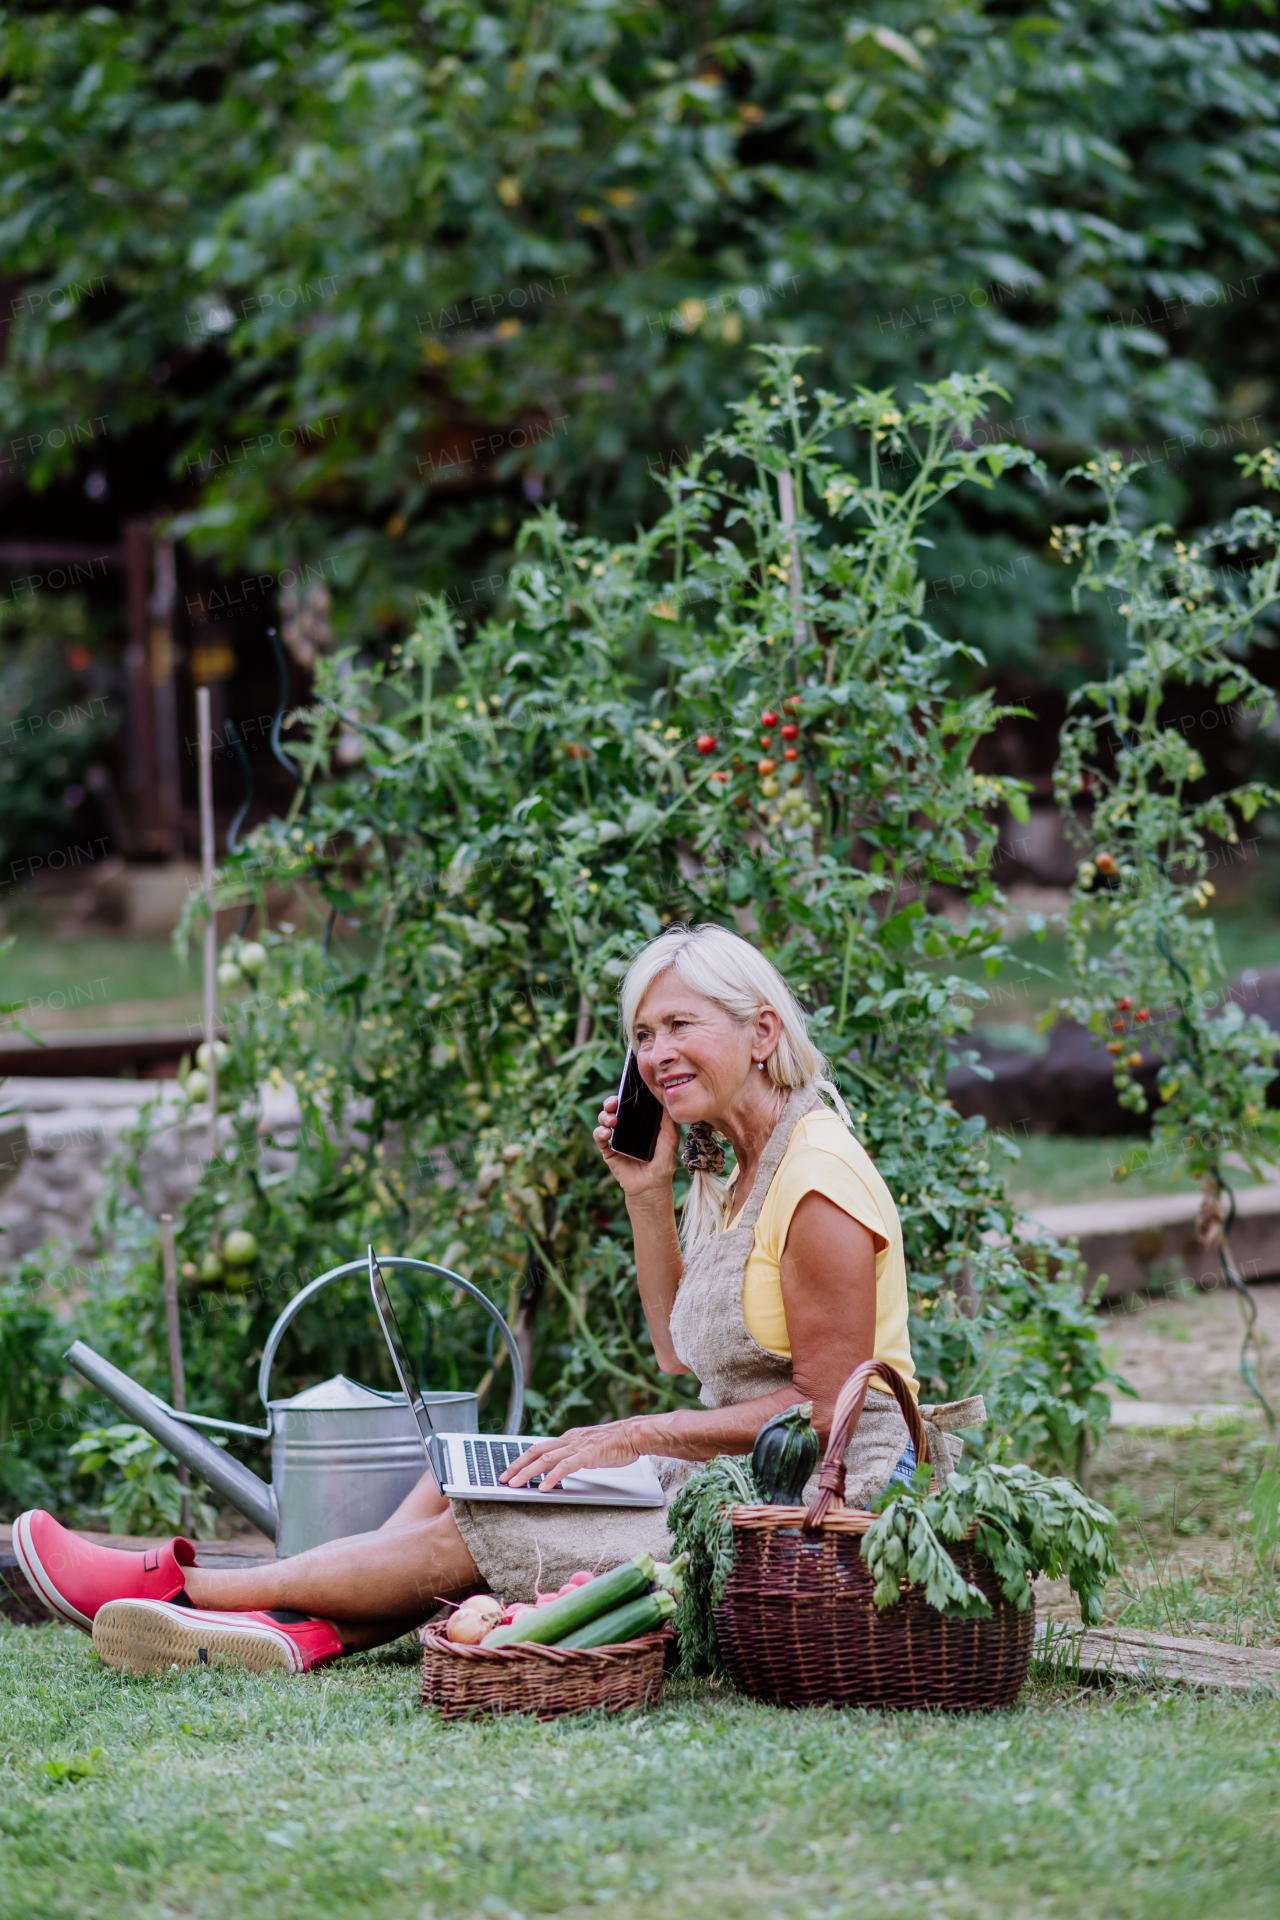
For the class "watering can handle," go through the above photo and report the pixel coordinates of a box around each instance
[257,1258,524,1434]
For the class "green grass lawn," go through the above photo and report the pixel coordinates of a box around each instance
[2,934,197,1021]
[4,1427,1280,1918]
[1002,1135,1205,1209]
[1,1629,1278,1920]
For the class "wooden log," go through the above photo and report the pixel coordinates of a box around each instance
[1036,1620,1280,1693]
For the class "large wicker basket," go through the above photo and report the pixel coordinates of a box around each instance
[714,1362,1034,1712]
[420,1626,670,1720]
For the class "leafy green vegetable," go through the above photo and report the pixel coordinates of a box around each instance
[864,1461,1118,1626]
[667,1456,758,1678]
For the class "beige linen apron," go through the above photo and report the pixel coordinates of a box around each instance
[450,1083,978,1602]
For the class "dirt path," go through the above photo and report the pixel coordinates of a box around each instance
[1100,1277,1280,1407]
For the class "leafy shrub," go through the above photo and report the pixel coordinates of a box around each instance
[0,1278,80,1517]
[68,1425,216,1538]
[167,353,1054,1440]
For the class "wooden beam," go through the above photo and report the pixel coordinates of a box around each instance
[1036,1620,1280,1693]
[0,542,123,566]
[123,518,160,848]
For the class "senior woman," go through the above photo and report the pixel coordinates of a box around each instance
[16,925,962,1675]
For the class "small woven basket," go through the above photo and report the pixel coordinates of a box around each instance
[714,1361,1034,1712]
[420,1627,670,1721]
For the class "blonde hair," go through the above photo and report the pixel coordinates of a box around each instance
[620,923,851,1252]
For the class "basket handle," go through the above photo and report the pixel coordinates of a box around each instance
[803,1360,928,1529]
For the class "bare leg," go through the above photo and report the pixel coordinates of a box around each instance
[184,1505,481,1628]
[378,1468,451,1529]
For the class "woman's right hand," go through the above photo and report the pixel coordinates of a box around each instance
[593,1094,680,1199]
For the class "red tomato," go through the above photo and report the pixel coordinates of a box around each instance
[781,723,799,740]
[1136,1007,1149,1022]
[710,769,729,784]
[761,709,779,727]
[696,733,717,754]
[1117,996,1132,1011]
[784,696,801,712]
[758,758,776,775]
[760,734,773,747]
[1095,851,1118,876]
[784,748,798,761]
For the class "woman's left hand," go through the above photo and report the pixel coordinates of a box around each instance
[500,1419,646,1494]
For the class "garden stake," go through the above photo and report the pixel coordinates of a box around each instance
[196,685,218,1159]
[159,1213,191,1536]
[776,466,806,672]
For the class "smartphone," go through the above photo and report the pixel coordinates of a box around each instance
[608,1046,665,1161]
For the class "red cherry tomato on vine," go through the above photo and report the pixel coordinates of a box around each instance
[758,758,776,775]
[1117,996,1132,1011]
[760,734,773,747]
[783,748,798,761]
[1095,851,1118,876]
[1136,1007,1149,1022]
[784,696,802,713]
[710,769,728,785]
[781,723,799,741]
[696,734,717,754]
[761,709,779,727]
[1112,1020,1126,1032]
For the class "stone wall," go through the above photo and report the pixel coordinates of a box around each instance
[0,1078,303,1278]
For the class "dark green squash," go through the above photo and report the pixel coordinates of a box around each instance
[752,1401,819,1505]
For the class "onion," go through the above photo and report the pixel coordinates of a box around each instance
[446,1609,495,1644]
[446,1593,503,1643]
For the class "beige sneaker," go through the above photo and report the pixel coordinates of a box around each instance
[93,1597,345,1674]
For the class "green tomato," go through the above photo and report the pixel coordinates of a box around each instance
[222,1229,259,1267]
[195,1040,230,1071]
[198,1251,224,1283]
[217,961,245,990]
[185,1069,209,1102]
[237,942,268,978]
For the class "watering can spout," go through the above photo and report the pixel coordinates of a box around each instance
[64,1341,278,1541]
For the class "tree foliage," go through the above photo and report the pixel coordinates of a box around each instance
[3,2,1280,674]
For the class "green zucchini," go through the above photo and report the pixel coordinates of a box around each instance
[752,1401,819,1505]
[554,1589,676,1650]
[652,1551,689,1598]
[481,1553,655,1648]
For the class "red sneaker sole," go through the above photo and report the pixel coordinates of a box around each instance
[12,1511,92,1631]
[93,1599,305,1675]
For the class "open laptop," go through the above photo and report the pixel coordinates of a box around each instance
[367,1247,664,1507]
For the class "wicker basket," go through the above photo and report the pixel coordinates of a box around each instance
[714,1361,1034,1712]
[420,1626,670,1720]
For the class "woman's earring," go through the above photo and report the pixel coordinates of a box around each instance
[756,1060,765,1070]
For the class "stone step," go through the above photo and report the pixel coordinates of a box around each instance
[1026,1182,1280,1297]
[1107,1399,1262,1429]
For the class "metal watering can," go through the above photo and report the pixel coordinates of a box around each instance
[64,1258,524,1557]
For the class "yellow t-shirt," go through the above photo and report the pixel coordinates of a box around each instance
[725,1108,917,1396]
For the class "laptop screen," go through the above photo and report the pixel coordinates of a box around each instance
[367,1246,432,1463]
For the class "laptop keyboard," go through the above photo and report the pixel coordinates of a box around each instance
[462,1437,543,1489]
